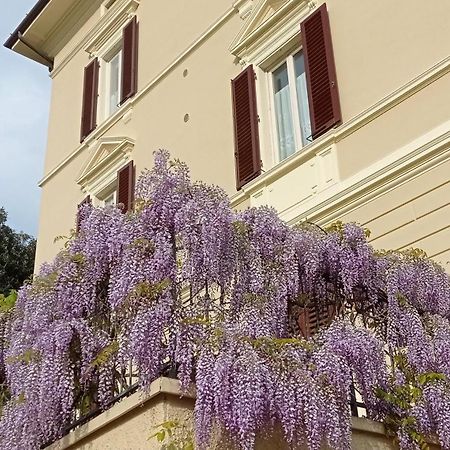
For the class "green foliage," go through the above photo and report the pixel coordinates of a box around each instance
[0,383,11,418]
[181,317,211,326]
[53,230,76,247]
[149,420,194,450]
[90,341,119,369]
[232,220,250,237]
[326,220,371,239]
[0,291,17,315]
[0,208,36,296]
[122,279,171,310]
[29,271,58,295]
[6,349,41,365]
[129,238,156,255]
[376,350,446,449]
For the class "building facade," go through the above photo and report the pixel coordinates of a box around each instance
[5,0,450,272]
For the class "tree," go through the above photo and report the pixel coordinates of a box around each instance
[0,208,36,295]
[0,151,449,450]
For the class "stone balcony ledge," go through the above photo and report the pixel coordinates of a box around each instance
[46,377,439,450]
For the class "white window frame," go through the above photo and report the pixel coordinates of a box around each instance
[100,186,117,207]
[94,25,124,125]
[103,45,123,120]
[267,48,312,165]
[98,39,123,123]
[229,0,315,171]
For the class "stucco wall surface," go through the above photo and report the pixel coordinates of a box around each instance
[34,0,450,270]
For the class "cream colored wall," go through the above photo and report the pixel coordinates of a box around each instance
[328,0,450,122]
[44,11,102,172]
[36,0,450,269]
[44,51,90,173]
[340,157,450,271]
[337,72,450,180]
[131,16,242,189]
[137,0,237,92]
[34,153,87,268]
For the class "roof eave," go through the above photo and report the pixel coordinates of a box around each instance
[3,0,52,50]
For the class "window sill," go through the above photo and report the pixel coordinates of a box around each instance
[231,127,339,212]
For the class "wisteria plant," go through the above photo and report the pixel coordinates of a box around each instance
[0,150,449,450]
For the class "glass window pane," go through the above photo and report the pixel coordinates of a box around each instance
[104,191,116,206]
[294,52,312,145]
[273,63,295,160]
[109,52,120,116]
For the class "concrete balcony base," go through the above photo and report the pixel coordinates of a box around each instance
[46,377,439,450]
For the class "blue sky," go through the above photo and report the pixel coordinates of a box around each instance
[0,2,51,237]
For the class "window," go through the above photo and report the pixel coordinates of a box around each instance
[271,50,312,161]
[76,137,136,214]
[94,162,135,212]
[102,46,122,119]
[103,190,117,207]
[79,162,135,214]
[80,16,139,142]
[230,3,341,189]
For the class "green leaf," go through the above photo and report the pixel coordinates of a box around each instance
[90,341,119,368]
[156,430,166,443]
[0,290,17,313]
[160,420,178,430]
[16,393,26,405]
[6,348,40,365]
[418,372,446,386]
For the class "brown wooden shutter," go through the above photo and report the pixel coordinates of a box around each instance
[231,65,261,190]
[121,16,139,104]
[301,4,341,140]
[80,59,99,142]
[298,304,336,339]
[76,196,91,232]
[117,162,135,213]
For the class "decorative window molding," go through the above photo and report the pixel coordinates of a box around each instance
[77,136,134,200]
[85,0,139,56]
[232,0,255,20]
[229,0,340,196]
[51,0,139,78]
[80,14,138,140]
[230,0,313,67]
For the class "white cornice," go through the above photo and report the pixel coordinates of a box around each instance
[232,0,255,20]
[43,0,101,57]
[77,137,134,184]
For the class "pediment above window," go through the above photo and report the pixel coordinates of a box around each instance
[85,0,140,55]
[77,137,134,194]
[230,0,315,66]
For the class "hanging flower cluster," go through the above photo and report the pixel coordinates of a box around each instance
[0,150,449,450]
